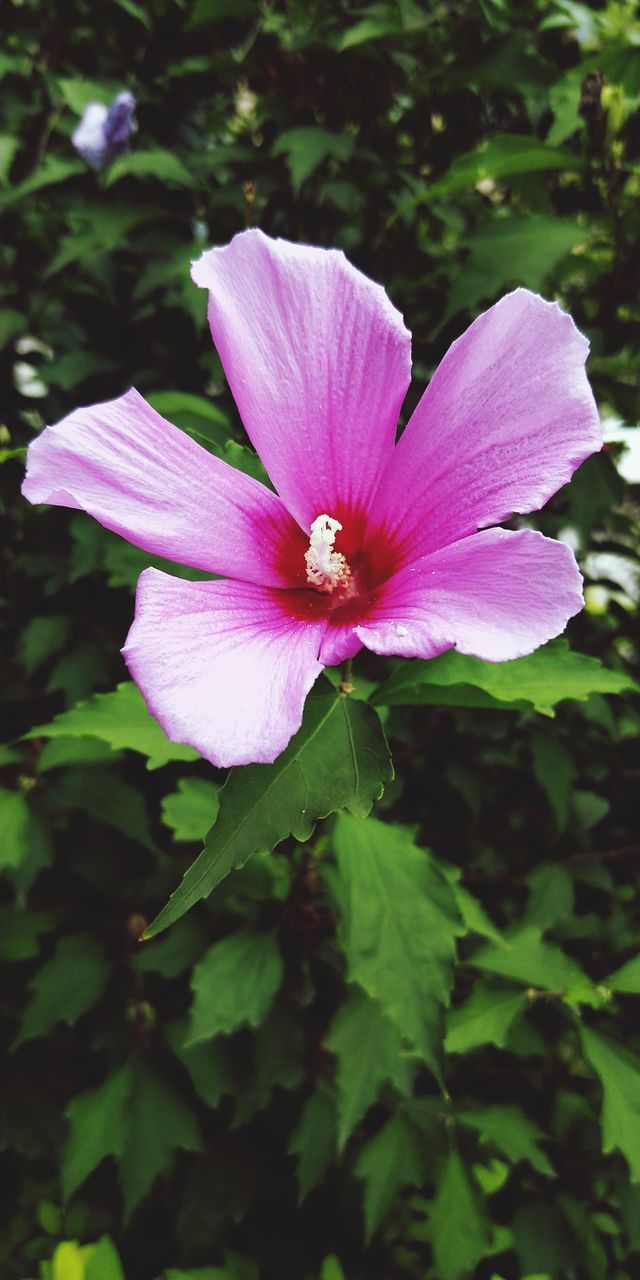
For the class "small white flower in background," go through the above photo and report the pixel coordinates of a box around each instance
[72,91,136,170]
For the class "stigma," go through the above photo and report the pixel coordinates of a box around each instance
[305,514,352,593]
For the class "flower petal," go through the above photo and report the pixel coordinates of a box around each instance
[122,571,326,766]
[22,388,305,586]
[370,289,601,566]
[191,229,411,536]
[357,528,583,662]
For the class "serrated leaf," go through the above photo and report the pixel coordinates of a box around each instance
[470,925,588,995]
[15,934,109,1046]
[0,907,55,962]
[188,930,283,1044]
[85,1236,126,1280]
[62,1060,201,1216]
[580,1026,640,1181]
[446,215,584,319]
[325,986,415,1149]
[56,76,122,114]
[0,788,52,882]
[118,1061,202,1218]
[429,1149,491,1279]
[451,881,503,942]
[355,1112,424,1239]
[167,1019,236,1111]
[272,128,354,193]
[232,1004,305,1127]
[446,984,527,1054]
[605,954,640,993]
[0,133,18,186]
[25,682,199,770]
[525,864,574,930]
[427,134,584,198]
[0,158,83,211]
[18,615,69,673]
[62,1065,131,1201]
[371,640,637,716]
[337,16,403,51]
[146,681,392,936]
[289,1087,337,1202]
[459,1104,554,1175]
[531,733,577,830]
[333,815,461,1084]
[105,149,193,187]
[161,778,220,842]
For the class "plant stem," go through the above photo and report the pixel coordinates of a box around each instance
[339,657,354,695]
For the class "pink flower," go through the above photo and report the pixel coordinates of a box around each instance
[22,230,601,767]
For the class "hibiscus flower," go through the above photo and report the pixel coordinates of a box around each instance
[22,230,600,766]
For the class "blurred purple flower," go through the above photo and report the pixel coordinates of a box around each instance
[72,91,136,170]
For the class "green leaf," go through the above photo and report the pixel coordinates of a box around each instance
[446,983,527,1054]
[0,788,52,878]
[36,736,120,772]
[289,1087,337,1201]
[56,77,123,114]
[62,1065,131,1201]
[460,1104,554,1175]
[167,1020,236,1111]
[188,930,283,1043]
[325,986,415,1149]
[470,926,587,994]
[337,16,403,51]
[118,1061,202,1218]
[105,149,193,187]
[15,934,109,1046]
[146,390,231,444]
[0,906,55,962]
[580,1026,640,1181]
[25,682,199,770]
[429,1149,491,1280]
[0,789,39,870]
[85,1236,126,1280]
[427,134,584,198]
[232,1004,305,1127]
[51,770,158,852]
[0,158,83,211]
[146,681,392,936]
[530,733,577,830]
[0,134,17,186]
[447,215,584,319]
[63,1060,201,1216]
[272,128,355,193]
[605,954,640,994]
[187,0,256,26]
[450,880,503,942]
[161,778,220,842]
[525,864,574,930]
[355,1112,425,1239]
[372,641,637,716]
[333,815,461,1084]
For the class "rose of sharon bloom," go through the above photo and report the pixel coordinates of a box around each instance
[72,91,136,170]
[22,230,601,767]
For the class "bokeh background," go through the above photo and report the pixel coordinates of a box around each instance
[1,1,639,1278]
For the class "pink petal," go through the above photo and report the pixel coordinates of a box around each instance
[22,388,305,586]
[357,528,584,662]
[122,571,327,766]
[370,289,601,567]
[191,230,411,538]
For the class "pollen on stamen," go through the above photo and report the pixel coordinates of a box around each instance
[305,514,352,593]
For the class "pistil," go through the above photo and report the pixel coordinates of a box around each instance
[305,514,352,593]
